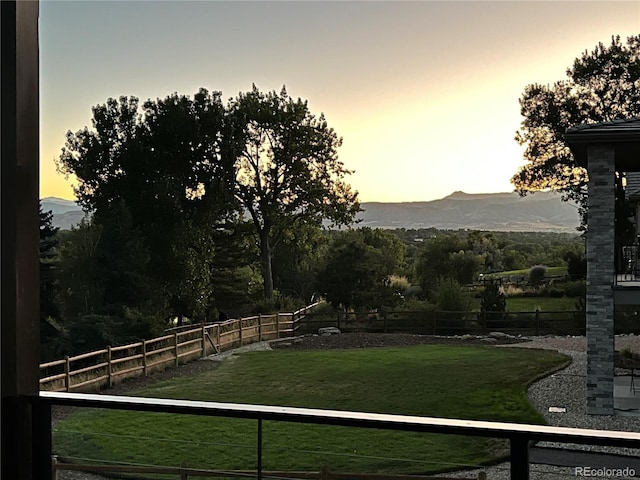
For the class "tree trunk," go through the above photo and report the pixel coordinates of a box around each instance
[260,233,274,301]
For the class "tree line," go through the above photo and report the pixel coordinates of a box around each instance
[41,33,636,359]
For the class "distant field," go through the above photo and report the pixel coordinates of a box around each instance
[506,296,579,312]
[486,266,568,278]
[54,346,569,475]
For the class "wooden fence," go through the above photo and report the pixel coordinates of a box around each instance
[296,309,590,337]
[39,304,319,393]
[51,458,488,480]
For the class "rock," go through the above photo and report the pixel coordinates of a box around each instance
[461,334,475,341]
[481,337,498,344]
[488,331,512,340]
[318,327,341,336]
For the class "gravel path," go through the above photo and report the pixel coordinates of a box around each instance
[56,334,640,480]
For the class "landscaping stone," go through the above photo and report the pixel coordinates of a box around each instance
[481,337,498,344]
[488,331,512,340]
[318,327,341,336]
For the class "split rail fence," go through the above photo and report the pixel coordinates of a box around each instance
[51,459,488,480]
[39,304,319,393]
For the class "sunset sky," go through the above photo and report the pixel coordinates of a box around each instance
[40,1,640,203]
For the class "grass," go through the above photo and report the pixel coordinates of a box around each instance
[54,346,569,475]
[486,266,568,277]
[506,296,579,312]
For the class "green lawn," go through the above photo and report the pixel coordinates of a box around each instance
[506,296,579,312]
[486,266,568,278]
[54,346,569,475]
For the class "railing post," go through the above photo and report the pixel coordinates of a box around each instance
[216,323,221,351]
[275,313,280,339]
[64,356,70,392]
[535,309,540,336]
[510,437,529,480]
[174,332,179,367]
[142,341,148,377]
[107,346,113,387]
[258,314,262,342]
[239,319,243,346]
[257,418,263,480]
[32,397,53,480]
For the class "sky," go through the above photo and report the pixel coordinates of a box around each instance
[39,0,640,203]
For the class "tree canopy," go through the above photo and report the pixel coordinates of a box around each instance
[511,34,640,218]
[316,228,405,310]
[227,85,360,300]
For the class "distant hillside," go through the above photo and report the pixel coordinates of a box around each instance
[42,191,581,233]
[41,197,85,230]
[357,191,580,233]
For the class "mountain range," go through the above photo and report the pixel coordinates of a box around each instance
[41,190,581,233]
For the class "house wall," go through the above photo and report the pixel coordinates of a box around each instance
[586,145,616,415]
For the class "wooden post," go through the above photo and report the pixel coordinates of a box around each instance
[275,313,280,339]
[107,346,112,387]
[174,332,179,367]
[64,356,70,392]
[201,324,206,358]
[142,340,147,377]
[180,462,188,480]
[216,323,221,351]
[535,309,540,336]
[238,319,243,346]
[258,314,262,341]
[321,466,330,480]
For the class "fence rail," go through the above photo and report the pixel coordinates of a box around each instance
[295,309,589,337]
[32,391,640,480]
[51,459,487,480]
[39,304,319,392]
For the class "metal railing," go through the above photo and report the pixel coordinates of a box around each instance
[32,391,640,480]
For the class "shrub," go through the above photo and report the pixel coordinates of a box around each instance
[529,265,547,287]
[480,280,506,314]
[435,277,473,311]
[503,285,524,297]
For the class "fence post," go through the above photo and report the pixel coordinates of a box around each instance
[107,346,112,387]
[275,313,280,339]
[535,309,540,336]
[174,332,179,367]
[481,311,487,334]
[239,319,243,346]
[216,323,221,351]
[258,314,262,342]
[201,324,206,358]
[432,313,437,336]
[383,311,388,333]
[64,356,70,392]
[142,340,148,377]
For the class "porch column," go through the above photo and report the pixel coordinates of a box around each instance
[586,144,615,415]
[1,1,41,477]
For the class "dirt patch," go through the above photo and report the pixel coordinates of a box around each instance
[271,332,527,350]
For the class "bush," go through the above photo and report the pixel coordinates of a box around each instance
[529,265,547,287]
[435,277,473,311]
[252,294,304,314]
[480,281,507,320]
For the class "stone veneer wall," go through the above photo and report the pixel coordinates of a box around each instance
[586,145,616,415]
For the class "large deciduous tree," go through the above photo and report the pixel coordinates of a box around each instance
[227,85,360,301]
[316,228,405,311]
[511,35,640,223]
[57,89,238,322]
